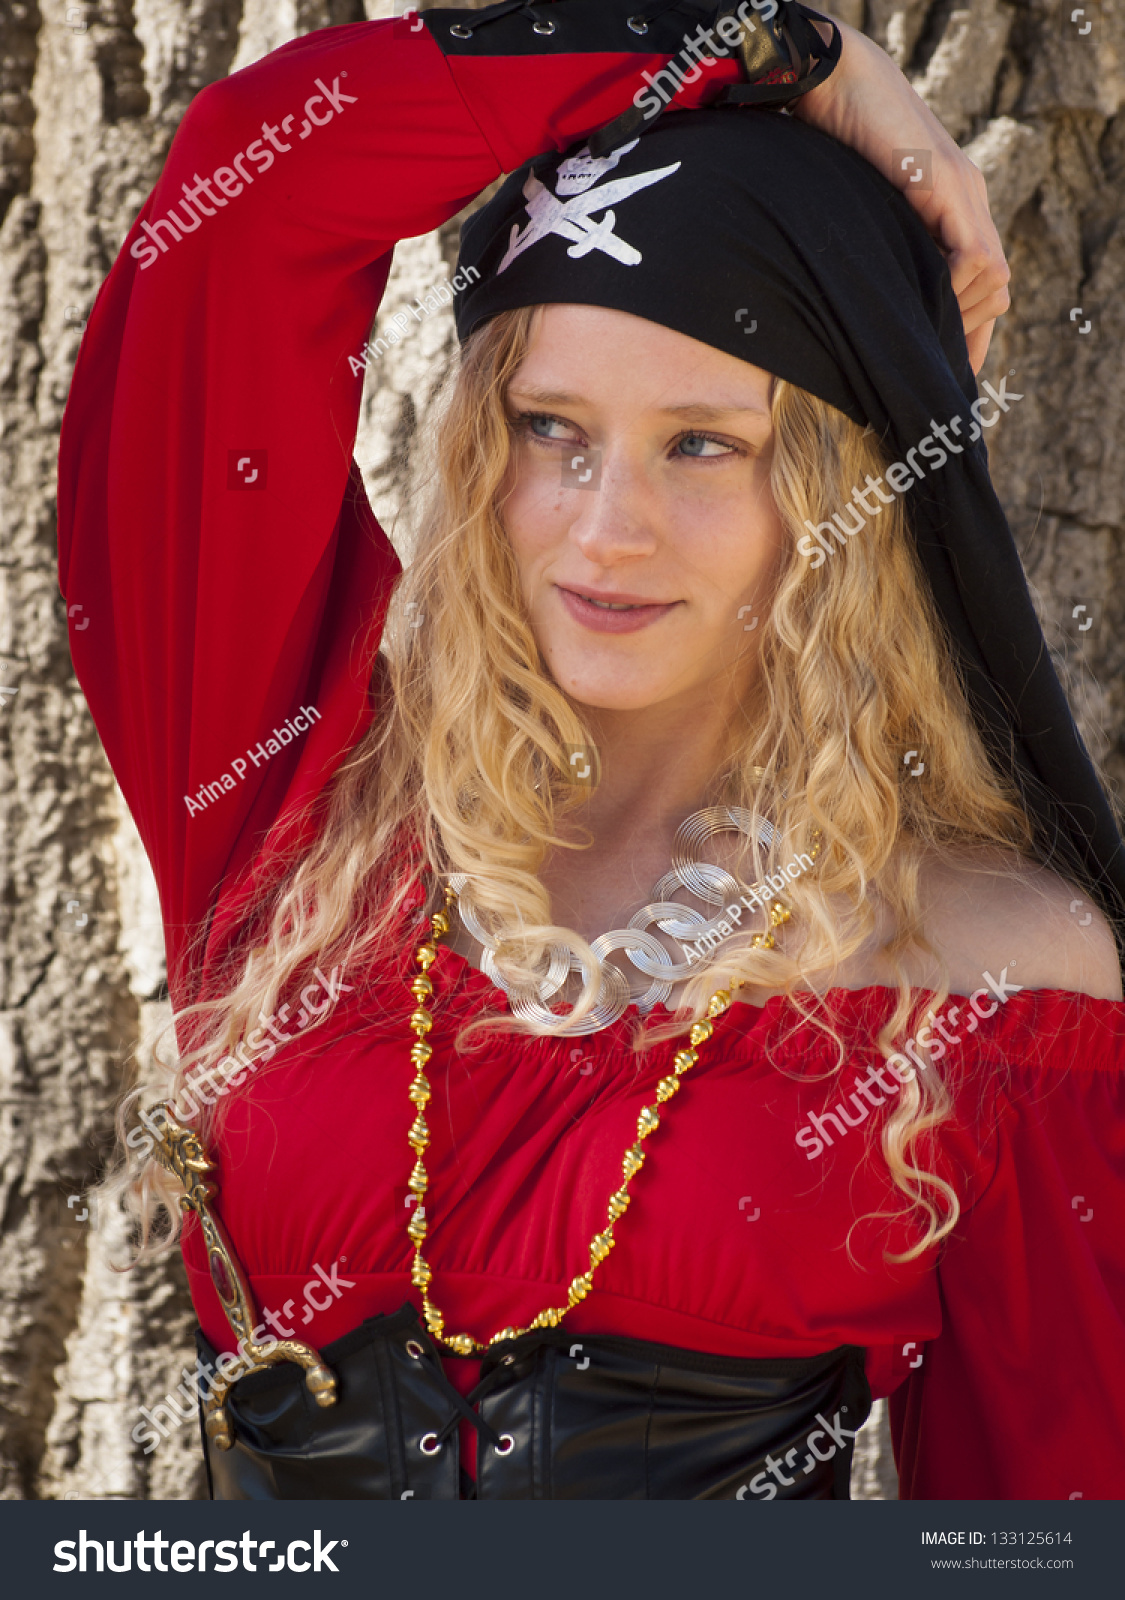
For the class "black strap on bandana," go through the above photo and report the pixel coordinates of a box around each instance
[450,20,1125,956]
[589,4,841,157]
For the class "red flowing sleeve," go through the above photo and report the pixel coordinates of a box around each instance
[55,6,742,1013]
[890,990,1125,1499]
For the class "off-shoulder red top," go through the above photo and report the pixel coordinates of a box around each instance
[56,15,1125,1500]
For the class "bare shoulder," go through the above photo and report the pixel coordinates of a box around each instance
[912,843,1123,1002]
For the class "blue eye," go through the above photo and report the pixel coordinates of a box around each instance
[518,412,579,442]
[678,432,734,458]
[513,412,742,459]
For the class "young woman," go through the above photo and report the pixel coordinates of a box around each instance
[59,3,1125,1500]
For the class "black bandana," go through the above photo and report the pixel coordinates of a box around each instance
[455,107,1125,951]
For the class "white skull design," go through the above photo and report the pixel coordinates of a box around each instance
[554,138,641,197]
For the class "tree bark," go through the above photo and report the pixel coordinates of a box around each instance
[0,0,1118,1501]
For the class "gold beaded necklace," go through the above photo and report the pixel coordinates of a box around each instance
[403,884,745,1356]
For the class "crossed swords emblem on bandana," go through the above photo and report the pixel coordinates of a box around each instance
[497,139,683,274]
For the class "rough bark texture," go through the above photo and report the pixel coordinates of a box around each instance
[0,0,1119,1503]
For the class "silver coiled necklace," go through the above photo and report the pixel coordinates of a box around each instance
[448,806,819,1036]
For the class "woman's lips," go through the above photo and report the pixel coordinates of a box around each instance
[557,586,679,635]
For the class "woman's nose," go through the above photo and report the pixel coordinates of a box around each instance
[565,444,659,565]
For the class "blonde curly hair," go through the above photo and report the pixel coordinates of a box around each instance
[108,304,1043,1267]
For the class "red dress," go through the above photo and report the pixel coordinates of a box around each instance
[57,16,1125,1499]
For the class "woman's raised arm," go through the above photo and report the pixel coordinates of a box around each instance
[55,5,753,1007]
[58,2,1004,1009]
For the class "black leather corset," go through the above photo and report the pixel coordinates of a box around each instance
[198,1304,871,1500]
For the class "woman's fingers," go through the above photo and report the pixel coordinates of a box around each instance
[949,253,1010,308]
[934,165,1009,291]
[928,165,1010,370]
[791,19,1011,373]
[957,278,1011,328]
[964,320,996,375]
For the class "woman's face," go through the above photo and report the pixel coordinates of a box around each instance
[501,304,788,714]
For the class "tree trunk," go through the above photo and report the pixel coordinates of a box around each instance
[0,0,1118,1502]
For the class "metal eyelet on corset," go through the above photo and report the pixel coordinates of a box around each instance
[419,1432,442,1455]
[628,17,650,34]
[494,1433,515,1455]
[405,1339,425,1360]
[449,23,473,39]
[532,19,557,34]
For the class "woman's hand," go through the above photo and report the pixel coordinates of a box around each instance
[791,17,1009,373]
